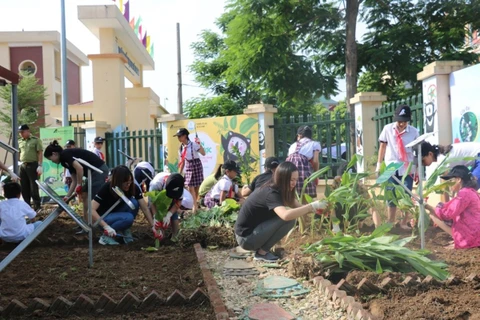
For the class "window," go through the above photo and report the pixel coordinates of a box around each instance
[18,60,37,76]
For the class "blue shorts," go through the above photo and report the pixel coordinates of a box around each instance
[171,213,179,221]
[386,173,413,208]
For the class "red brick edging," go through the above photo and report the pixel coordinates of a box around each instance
[194,243,230,320]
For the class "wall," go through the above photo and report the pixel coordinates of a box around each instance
[67,59,81,104]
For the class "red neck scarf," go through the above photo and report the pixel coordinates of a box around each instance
[394,126,408,168]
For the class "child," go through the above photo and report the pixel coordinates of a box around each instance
[91,136,105,161]
[376,105,419,229]
[133,161,155,192]
[174,128,205,214]
[423,165,480,249]
[204,161,243,208]
[199,164,223,206]
[0,182,42,243]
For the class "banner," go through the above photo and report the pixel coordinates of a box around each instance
[39,127,74,196]
[164,115,260,183]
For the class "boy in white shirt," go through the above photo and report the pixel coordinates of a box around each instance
[376,105,419,229]
[204,161,244,208]
[0,182,42,243]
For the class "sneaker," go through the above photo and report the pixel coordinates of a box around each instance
[254,251,279,262]
[122,228,134,244]
[99,235,119,246]
[75,229,88,235]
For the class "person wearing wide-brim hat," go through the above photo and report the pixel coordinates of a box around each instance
[421,165,480,249]
[173,128,205,214]
[242,156,280,197]
[376,105,419,229]
[286,125,321,200]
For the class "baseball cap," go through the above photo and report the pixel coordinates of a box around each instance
[18,124,29,131]
[265,157,280,169]
[64,139,76,147]
[94,136,104,143]
[440,165,471,181]
[173,128,189,137]
[393,105,411,122]
[165,173,185,199]
[222,160,239,172]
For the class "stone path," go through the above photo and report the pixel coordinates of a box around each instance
[205,248,353,320]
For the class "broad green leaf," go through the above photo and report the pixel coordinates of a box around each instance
[230,115,237,130]
[239,117,258,134]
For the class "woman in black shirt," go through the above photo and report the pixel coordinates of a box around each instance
[44,140,109,224]
[235,161,328,262]
[91,165,152,245]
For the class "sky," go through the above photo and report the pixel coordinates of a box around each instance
[0,0,362,114]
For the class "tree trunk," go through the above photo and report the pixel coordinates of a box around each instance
[345,0,360,156]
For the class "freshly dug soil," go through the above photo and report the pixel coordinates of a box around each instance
[0,208,215,319]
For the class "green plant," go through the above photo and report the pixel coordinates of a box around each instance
[145,190,171,248]
[231,144,257,186]
[303,223,449,280]
[181,199,240,230]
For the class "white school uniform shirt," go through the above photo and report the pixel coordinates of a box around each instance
[149,172,170,192]
[378,123,419,176]
[211,175,238,200]
[0,198,37,243]
[442,142,480,168]
[287,138,321,160]
[179,141,202,161]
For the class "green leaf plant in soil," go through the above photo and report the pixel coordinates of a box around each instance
[181,199,240,230]
[231,144,258,186]
[303,223,449,281]
[145,190,171,248]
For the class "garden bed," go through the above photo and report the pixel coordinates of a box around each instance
[0,209,214,319]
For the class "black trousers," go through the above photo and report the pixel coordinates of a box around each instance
[20,161,40,208]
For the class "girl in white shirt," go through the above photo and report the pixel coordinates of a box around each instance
[204,161,243,208]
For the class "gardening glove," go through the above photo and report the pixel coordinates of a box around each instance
[154,218,163,230]
[153,228,164,240]
[375,162,382,178]
[36,165,43,176]
[163,212,173,228]
[75,184,83,196]
[103,225,116,237]
[310,200,328,215]
[7,169,19,182]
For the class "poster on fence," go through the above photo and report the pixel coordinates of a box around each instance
[450,64,480,143]
[163,114,261,184]
[39,127,74,196]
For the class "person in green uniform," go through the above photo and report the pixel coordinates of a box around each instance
[18,124,43,210]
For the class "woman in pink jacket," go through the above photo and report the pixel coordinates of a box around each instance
[424,165,480,249]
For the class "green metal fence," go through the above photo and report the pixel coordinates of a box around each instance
[271,113,354,178]
[105,129,163,171]
[372,94,424,150]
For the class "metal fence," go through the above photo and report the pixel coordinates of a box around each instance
[271,113,354,178]
[69,114,93,149]
[105,129,163,171]
[372,94,424,150]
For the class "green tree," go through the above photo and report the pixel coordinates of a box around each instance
[0,71,47,135]
[184,94,245,118]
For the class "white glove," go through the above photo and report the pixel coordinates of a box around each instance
[310,200,328,215]
[36,165,43,175]
[375,162,382,178]
[103,225,116,237]
[163,212,173,228]
[7,169,19,182]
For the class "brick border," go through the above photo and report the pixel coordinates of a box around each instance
[194,243,229,320]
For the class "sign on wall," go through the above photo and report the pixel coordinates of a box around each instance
[450,64,480,143]
[163,114,260,181]
[39,127,74,196]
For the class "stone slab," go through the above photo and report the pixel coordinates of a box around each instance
[247,303,295,320]
[224,260,254,270]
[263,276,298,290]
[223,268,260,276]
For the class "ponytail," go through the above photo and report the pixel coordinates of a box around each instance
[438,145,453,156]
[44,140,63,158]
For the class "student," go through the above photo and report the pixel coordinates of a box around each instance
[149,172,194,237]
[174,128,205,214]
[43,140,109,226]
[18,124,43,210]
[204,161,243,208]
[91,165,153,245]
[421,141,480,189]
[286,126,321,200]
[0,182,42,243]
[242,157,279,197]
[198,164,223,206]
[376,105,419,229]
[91,137,105,161]
[423,165,480,249]
[62,140,76,192]
[133,161,155,192]
[235,162,328,262]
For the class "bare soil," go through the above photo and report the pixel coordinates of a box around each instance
[0,207,214,319]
